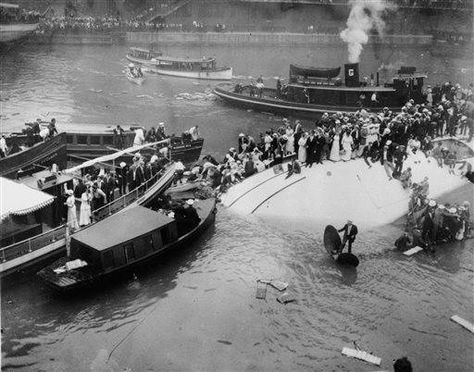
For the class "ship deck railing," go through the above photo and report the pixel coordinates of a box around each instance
[0,225,67,264]
[0,168,167,265]
[92,170,163,222]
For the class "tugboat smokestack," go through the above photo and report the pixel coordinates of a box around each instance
[344,63,360,87]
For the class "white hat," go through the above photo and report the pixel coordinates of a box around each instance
[120,162,126,168]
[438,204,445,210]
[239,133,245,137]
[448,207,457,214]
[428,200,437,207]
[183,171,191,176]
[128,63,134,68]
[66,189,73,195]
[159,122,165,126]
[386,140,392,145]
[186,199,194,205]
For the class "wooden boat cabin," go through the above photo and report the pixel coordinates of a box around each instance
[285,63,426,108]
[64,124,204,164]
[69,206,177,274]
[152,56,219,72]
[127,47,162,62]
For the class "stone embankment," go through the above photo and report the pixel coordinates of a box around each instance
[27,31,435,46]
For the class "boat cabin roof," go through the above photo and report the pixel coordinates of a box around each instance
[129,47,160,54]
[64,124,143,135]
[287,83,396,92]
[0,3,20,9]
[393,73,428,80]
[19,170,74,191]
[72,206,174,251]
[156,56,215,63]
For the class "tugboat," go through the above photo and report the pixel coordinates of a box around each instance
[214,63,426,118]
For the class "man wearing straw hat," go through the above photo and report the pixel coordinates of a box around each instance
[336,220,358,254]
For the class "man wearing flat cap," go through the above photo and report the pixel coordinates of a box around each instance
[336,220,358,254]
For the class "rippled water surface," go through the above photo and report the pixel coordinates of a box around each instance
[1,42,473,371]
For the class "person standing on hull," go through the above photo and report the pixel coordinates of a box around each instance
[334,220,358,254]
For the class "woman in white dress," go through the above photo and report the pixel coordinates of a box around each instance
[329,128,341,162]
[298,132,308,164]
[285,125,295,155]
[79,187,92,226]
[341,130,354,161]
[65,190,79,230]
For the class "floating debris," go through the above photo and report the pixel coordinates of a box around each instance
[403,246,423,256]
[255,281,267,300]
[136,94,154,99]
[450,315,474,334]
[276,292,296,304]
[88,89,103,93]
[217,340,232,345]
[342,347,381,366]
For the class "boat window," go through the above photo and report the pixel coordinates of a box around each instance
[66,135,74,144]
[90,136,101,145]
[161,228,171,245]
[103,250,115,268]
[78,136,88,145]
[124,243,135,261]
[103,136,113,145]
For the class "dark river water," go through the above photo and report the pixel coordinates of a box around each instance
[1,42,473,371]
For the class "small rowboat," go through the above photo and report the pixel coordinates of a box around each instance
[126,73,145,85]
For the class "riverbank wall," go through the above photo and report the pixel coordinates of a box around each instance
[126,32,434,46]
[26,31,435,46]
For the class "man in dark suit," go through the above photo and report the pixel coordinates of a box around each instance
[306,130,317,167]
[336,220,358,254]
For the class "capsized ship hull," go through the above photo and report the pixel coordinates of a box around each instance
[221,139,474,228]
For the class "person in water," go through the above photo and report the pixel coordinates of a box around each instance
[394,232,412,251]
[335,220,358,254]
[393,357,412,372]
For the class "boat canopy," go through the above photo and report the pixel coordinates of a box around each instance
[72,206,174,251]
[1,177,55,220]
[156,56,216,64]
[129,47,162,56]
[290,64,341,79]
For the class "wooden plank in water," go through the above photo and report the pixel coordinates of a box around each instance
[255,281,267,300]
[268,280,288,291]
[342,347,381,366]
[450,315,474,334]
[276,292,296,304]
[403,246,423,256]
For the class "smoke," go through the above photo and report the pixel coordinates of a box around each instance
[340,0,396,63]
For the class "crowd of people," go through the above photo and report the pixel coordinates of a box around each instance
[0,118,58,158]
[167,81,473,237]
[65,149,169,230]
[403,186,471,249]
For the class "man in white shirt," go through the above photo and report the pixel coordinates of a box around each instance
[189,125,200,140]
[0,135,7,157]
